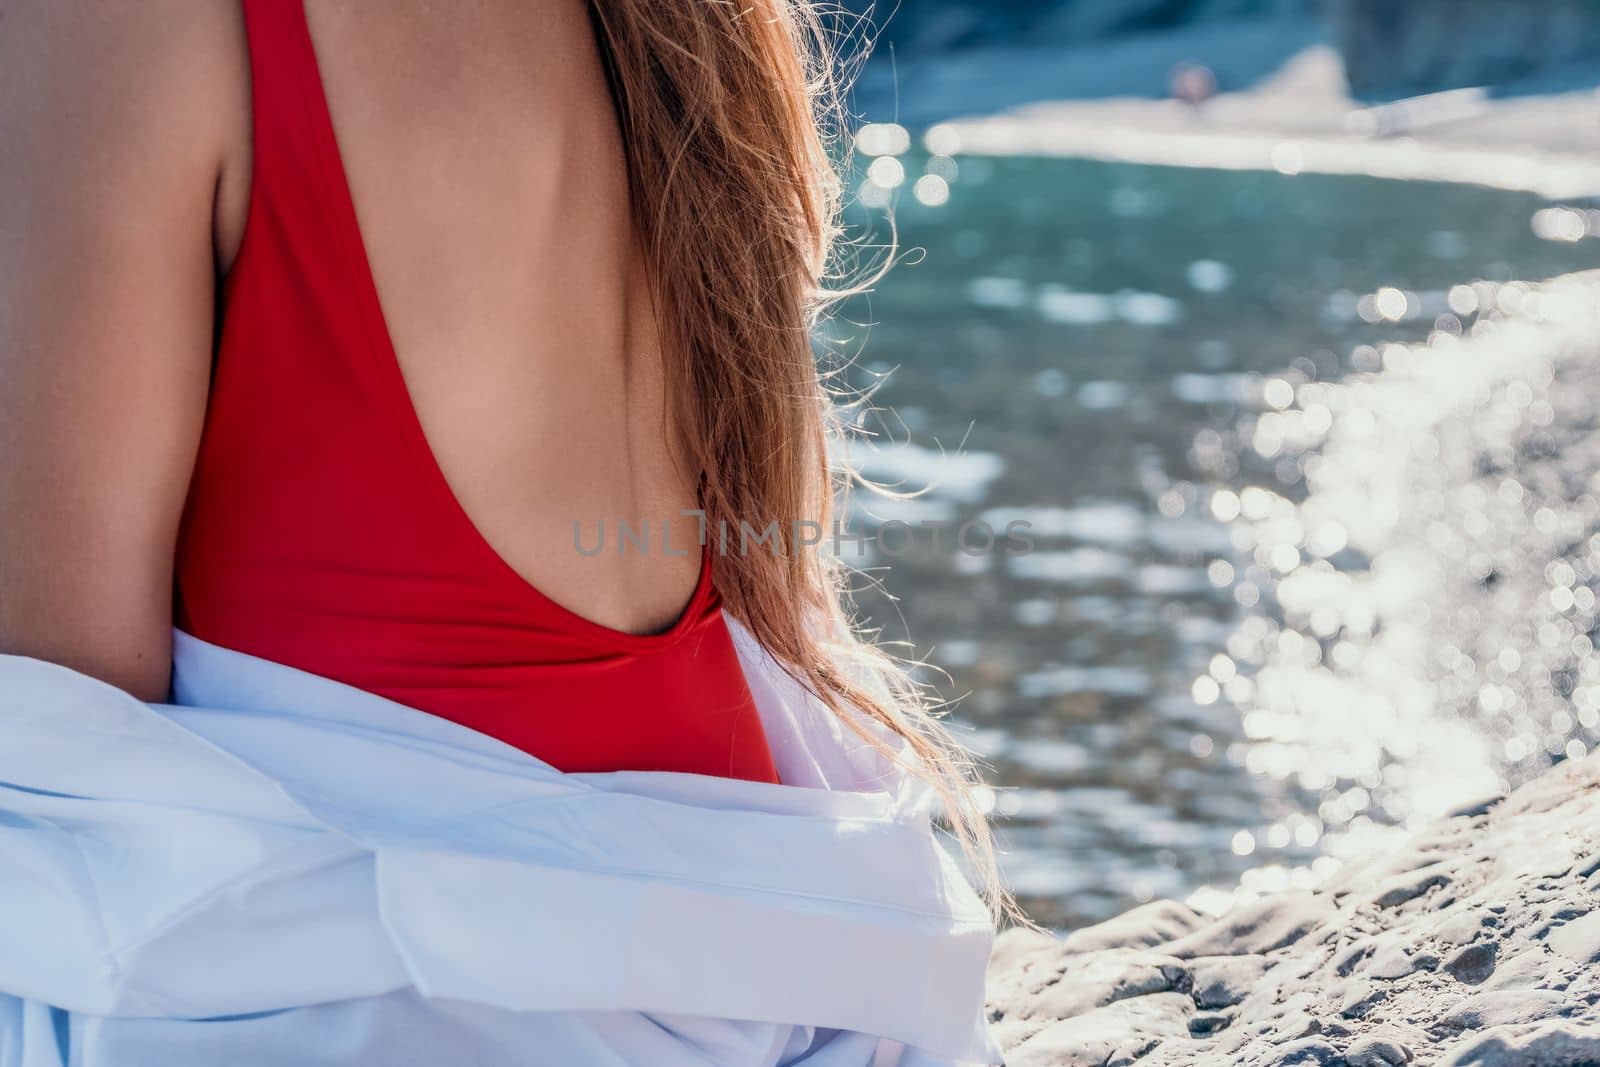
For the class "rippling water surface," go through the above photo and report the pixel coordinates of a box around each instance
[831,151,1600,928]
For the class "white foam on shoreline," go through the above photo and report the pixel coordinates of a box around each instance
[948,114,1600,199]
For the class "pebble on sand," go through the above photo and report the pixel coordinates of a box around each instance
[986,750,1600,1066]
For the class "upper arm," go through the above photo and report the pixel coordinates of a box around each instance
[0,2,246,700]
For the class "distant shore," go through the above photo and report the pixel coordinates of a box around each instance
[866,29,1600,199]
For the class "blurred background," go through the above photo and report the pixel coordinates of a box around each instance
[823,0,1600,928]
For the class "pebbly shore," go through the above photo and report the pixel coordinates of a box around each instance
[986,749,1600,1065]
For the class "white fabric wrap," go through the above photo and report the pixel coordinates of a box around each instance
[0,620,1000,1067]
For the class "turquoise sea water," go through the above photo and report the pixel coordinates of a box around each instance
[833,153,1600,928]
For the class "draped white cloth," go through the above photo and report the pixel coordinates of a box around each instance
[0,620,1000,1067]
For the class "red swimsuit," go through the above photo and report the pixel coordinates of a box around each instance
[173,0,780,784]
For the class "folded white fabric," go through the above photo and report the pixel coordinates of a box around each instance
[0,620,1000,1067]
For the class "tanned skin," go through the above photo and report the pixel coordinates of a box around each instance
[0,1,704,701]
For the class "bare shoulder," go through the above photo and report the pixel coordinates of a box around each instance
[0,0,249,699]
[0,0,247,136]
[0,0,251,212]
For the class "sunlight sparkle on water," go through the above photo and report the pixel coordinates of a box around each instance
[1185,272,1600,914]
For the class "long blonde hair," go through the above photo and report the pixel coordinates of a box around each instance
[587,1,1010,920]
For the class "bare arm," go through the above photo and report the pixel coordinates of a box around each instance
[0,2,244,700]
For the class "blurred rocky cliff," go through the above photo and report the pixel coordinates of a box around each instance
[1333,0,1600,97]
[840,0,1314,57]
[844,0,1600,107]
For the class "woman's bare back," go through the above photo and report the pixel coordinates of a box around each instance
[284,0,705,633]
[1,0,704,699]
